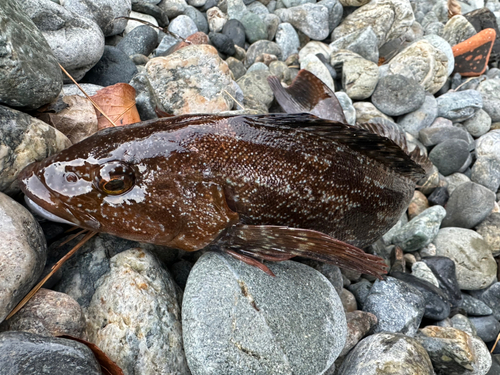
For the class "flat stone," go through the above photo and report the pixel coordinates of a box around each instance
[434,228,497,290]
[0,1,63,110]
[465,7,500,64]
[461,293,494,316]
[453,28,497,77]
[476,213,500,256]
[372,74,426,116]
[275,4,330,40]
[329,26,379,63]
[398,94,438,137]
[183,252,347,375]
[421,256,463,309]
[437,89,483,121]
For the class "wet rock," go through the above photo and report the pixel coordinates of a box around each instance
[329,26,378,63]
[429,139,470,176]
[462,293,494,317]
[0,331,102,374]
[83,46,138,86]
[237,70,274,108]
[371,75,426,116]
[0,1,63,110]
[183,253,347,375]
[434,228,497,290]
[340,311,377,356]
[421,256,463,310]
[398,94,438,137]
[275,4,330,40]
[437,89,483,122]
[146,44,234,114]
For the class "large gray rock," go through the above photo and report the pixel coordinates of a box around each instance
[19,0,105,82]
[237,70,274,108]
[274,4,330,40]
[437,89,483,122]
[434,228,497,290]
[85,249,189,375]
[275,22,300,60]
[0,1,62,110]
[182,252,347,375]
[398,94,438,137]
[428,138,470,176]
[329,26,379,63]
[0,193,47,323]
[0,105,71,195]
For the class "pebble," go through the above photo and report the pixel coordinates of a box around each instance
[168,14,198,39]
[20,0,105,82]
[318,0,343,34]
[247,62,269,72]
[429,138,470,176]
[329,26,379,63]
[411,261,440,287]
[0,331,102,374]
[445,172,471,195]
[419,124,470,148]
[182,252,347,375]
[424,34,455,76]
[335,92,356,125]
[237,70,274,108]
[440,15,478,46]
[421,256,463,310]
[210,32,236,56]
[340,311,377,356]
[338,332,434,375]
[436,89,483,122]
[471,156,500,193]
[449,313,478,337]
[275,22,300,60]
[461,293,494,316]
[463,108,491,137]
[469,315,500,343]
[476,213,500,256]
[146,44,234,114]
[352,102,392,123]
[240,12,267,43]
[274,4,330,41]
[132,2,169,28]
[116,25,158,57]
[340,288,357,312]
[125,10,159,35]
[441,181,496,228]
[471,282,500,322]
[83,45,138,86]
[222,19,246,48]
[226,56,247,79]
[434,228,497,290]
[427,186,449,206]
[347,278,372,310]
[300,54,335,91]
[371,74,426,116]
[397,94,438,137]
[207,7,228,33]
[129,71,162,120]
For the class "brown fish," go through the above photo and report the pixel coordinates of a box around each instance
[18,71,431,278]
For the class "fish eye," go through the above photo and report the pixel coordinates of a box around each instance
[65,172,78,183]
[96,161,135,195]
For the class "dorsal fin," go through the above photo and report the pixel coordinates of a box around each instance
[236,113,429,181]
[267,70,347,123]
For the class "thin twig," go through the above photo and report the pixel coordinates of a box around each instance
[223,89,245,110]
[491,332,500,353]
[58,229,88,248]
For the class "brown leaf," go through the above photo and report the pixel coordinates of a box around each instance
[90,83,141,130]
[59,335,124,375]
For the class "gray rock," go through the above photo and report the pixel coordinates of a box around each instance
[335,92,356,125]
[274,3,330,40]
[429,139,470,176]
[329,26,379,63]
[471,157,500,193]
[116,24,158,57]
[477,78,500,102]
[471,282,500,321]
[419,124,470,148]
[338,332,434,375]
[298,41,331,61]
[332,0,414,48]
[245,40,283,67]
[363,277,425,336]
[168,14,198,38]
[434,227,497,290]
[482,99,500,122]
[340,311,377,356]
[391,206,447,252]
[0,289,84,337]
[248,1,269,14]
[247,62,269,72]
[262,13,280,40]
[440,15,477,46]
[424,33,454,76]
[62,83,103,97]
[0,331,102,374]
[129,71,162,120]
[461,293,494,316]
[183,6,208,33]
[0,106,71,194]
[318,0,343,33]
[237,70,274,108]
[469,315,500,343]
[240,12,267,43]
[441,181,496,228]
[372,74,426,116]
[83,45,138,86]
[0,194,47,323]
[132,2,169,28]
[20,0,105,82]
[155,33,181,56]
[85,248,189,375]
[436,89,483,122]
[0,1,63,110]
[227,0,248,20]
[61,0,130,36]
[445,172,471,195]
[476,213,500,256]
[183,252,347,375]
[275,22,300,60]
[449,313,477,336]
[226,57,247,80]
[125,10,159,35]
[281,0,314,7]
[463,109,492,137]
[398,94,438,137]
[347,278,372,309]
[411,261,440,287]
[476,129,500,160]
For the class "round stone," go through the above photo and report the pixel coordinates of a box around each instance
[428,138,470,176]
[372,74,426,116]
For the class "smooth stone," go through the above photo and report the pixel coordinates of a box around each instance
[352,102,393,123]
[329,26,379,63]
[471,282,500,321]
[462,293,494,316]
[332,0,415,48]
[146,44,234,114]
[210,32,236,56]
[300,54,335,91]
[441,181,496,228]
[300,261,343,295]
[62,83,103,97]
[245,40,282,67]
[240,12,268,43]
[280,0,314,7]
[61,0,130,36]
[440,14,478,46]
[471,157,500,193]
[340,311,377,356]
[124,10,159,35]
[274,4,330,40]
[222,19,246,48]
[132,2,169,28]
[398,94,438,137]
[275,22,300,60]
[412,261,440,287]
[318,0,343,33]
[248,1,269,14]
[237,70,274,107]
[116,25,158,57]
[434,228,497,290]
[463,109,492,137]
[482,98,500,122]
[0,289,84,337]
[390,271,451,320]
[436,89,483,122]
[168,14,198,39]
[470,315,500,343]
[386,40,448,94]
[0,331,102,374]
[429,138,470,176]
[227,0,248,21]
[417,326,492,375]
[226,57,247,80]
[183,252,347,375]
[155,33,181,56]
[428,186,450,206]
[338,332,434,375]
[85,248,188,374]
[0,1,63,110]
[392,206,446,252]
[0,194,47,323]
[372,74,426,116]
[335,92,356,125]
[338,0,370,5]
[268,61,292,83]
[445,172,471,195]
[20,0,105,82]
[419,124,470,147]
[424,33,455,76]
[0,106,71,194]
[261,14,280,41]
[476,129,500,159]
[421,256,463,310]
[477,78,500,102]
[476,213,500,256]
[129,71,162,120]
[449,313,478,336]
[363,277,425,336]
[247,62,269,72]
[83,45,137,86]
[340,288,357,312]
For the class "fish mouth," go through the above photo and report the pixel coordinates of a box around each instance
[24,195,75,225]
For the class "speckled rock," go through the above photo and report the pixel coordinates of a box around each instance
[0,1,63,110]
[419,124,471,148]
[274,3,330,40]
[237,70,274,108]
[440,15,477,46]
[463,109,492,137]
[424,34,455,76]
[240,12,267,44]
[476,213,500,256]
[398,94,438,137]
[372,75,426,116]
[471,282,500,321]
[85,248,188,375]
[0,106,71,195]
[352,102,392,123]
[436,89,483,122]
[275,22,300,60]
[183,252,347,375]
[60,0,130,36]
[434,228,497,290]
[168,14,198,39]
[386,39,448,94]
[0,289,84,337]
[329,26,379,63]
[129,71,162,121]
[146,44,234,114]
[471,157,500,194]
[412,261,440,287]
[0,194,47,323]
[445,172,471,195]
[116,25,158,57]
[19,0,105,82]
[207,7,228,33]
[0,331,102,374]
[461,293,494,317]
[332,0,414,48]
[421,256,463,310]
[338,332,434,375]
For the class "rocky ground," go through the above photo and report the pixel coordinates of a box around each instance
[1,0,500,374]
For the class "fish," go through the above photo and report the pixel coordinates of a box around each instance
[18,70,432,278]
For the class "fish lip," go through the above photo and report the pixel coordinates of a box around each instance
[24,195,75,225]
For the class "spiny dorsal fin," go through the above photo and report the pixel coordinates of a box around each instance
[267,70,347,123]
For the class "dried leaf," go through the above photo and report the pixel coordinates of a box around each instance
[447,0,461,18]
[59,335,124,375]
[90,83,141,130]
